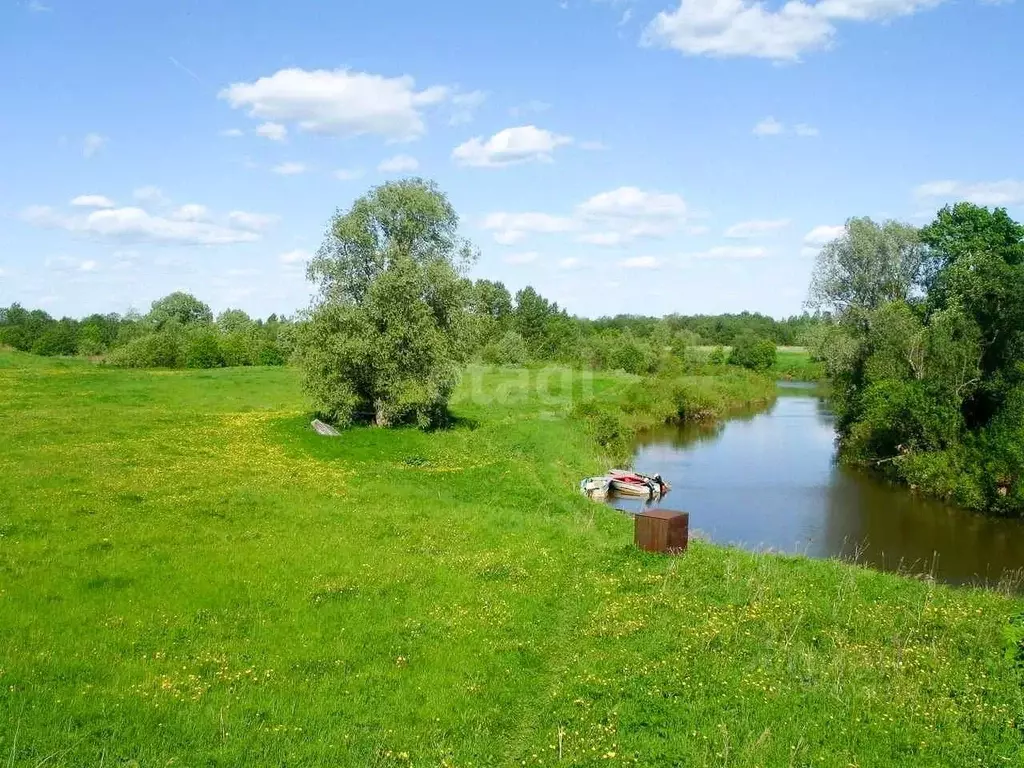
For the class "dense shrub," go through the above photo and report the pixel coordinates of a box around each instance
[184,331,226,369]
[30,322,79,357]
[728,334,777,371]
[482,330,528,366]
[107,333,184,369]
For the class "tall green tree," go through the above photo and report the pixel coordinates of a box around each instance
[807,218,926,322]
[299,179,476,428]
[810,204,1024,515]
[148,292,213,330]
[921,203,1024,427]
[216,309,254,334]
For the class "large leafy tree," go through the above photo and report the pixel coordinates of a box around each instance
[807,217,927,323]
[921,204,1024,427]
[811,203,1024,514]
[299,179,476,428]
[147,292,213,330]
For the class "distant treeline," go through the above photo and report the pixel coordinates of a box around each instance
[0,285,822,375]
[0,293,296,369]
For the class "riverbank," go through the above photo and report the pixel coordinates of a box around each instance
[573,368,778,464]
[616,387,1024,586]
[1,351,1022,766]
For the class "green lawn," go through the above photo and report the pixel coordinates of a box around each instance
[1,351,1021,766]
[772,347,826,381]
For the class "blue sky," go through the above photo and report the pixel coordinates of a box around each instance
[1,0,1022,320]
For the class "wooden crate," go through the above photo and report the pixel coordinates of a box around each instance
[634,509,689,554]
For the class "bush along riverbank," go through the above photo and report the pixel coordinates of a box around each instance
[573,368,777,464]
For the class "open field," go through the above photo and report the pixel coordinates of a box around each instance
[692,345,826,381]
[1,351,1022,766]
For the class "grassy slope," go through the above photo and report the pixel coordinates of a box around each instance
[0,352,1021,767]
[773,348,826,382]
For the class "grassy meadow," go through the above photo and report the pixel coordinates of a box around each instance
[1,350,1022,766]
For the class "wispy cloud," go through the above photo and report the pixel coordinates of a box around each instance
[272,162,307,176]
[82,133,107,158]
[377,154,419,173]
[22,196,275,246]
[914,179,1024,207]
[753,118,819,137]
[169,56,202,83]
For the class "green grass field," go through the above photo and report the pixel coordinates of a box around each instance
[1,351,1022,766]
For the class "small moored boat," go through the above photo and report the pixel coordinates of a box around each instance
[607,469,671,498]
[579,476,612,498]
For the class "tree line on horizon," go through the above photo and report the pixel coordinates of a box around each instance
[0,289,819,374]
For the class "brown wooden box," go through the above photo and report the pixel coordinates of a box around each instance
[634,509,689,554]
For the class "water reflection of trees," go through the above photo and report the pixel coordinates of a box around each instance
[820,466,1024,587]
[634,420,726,451]
[634,403,772,451]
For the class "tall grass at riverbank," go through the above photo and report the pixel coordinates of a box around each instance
[1,350,1021,767]
[573,368,777,463]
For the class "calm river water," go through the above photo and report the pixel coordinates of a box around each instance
[609,383,1024,587]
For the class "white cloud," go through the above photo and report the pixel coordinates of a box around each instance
[482,212,578,245]
[485,186,693,247]
[576,186,689,238]
[914,180,958,198]
[170,204,210,222]
[914,179,1024,207]
[725,218,790,238]
[580,140,609,151]
[558,257,583,269]
[449,90,487,125]
[690,245,769,259]
[576,231,627,247]
[643,0,943,62]
[220,128,244,138]
[815,0,942,21]
[228,211,279,231]
[272,162,306,175]
[452,125,572,168]
[504,251,540,265]
[133,186,167,205]
[45,256,95,273]
[509,100,551,118]
[619,256,662,269]
[255,122,288,141]
[112,249,139,269]
[753,118,819,136]
[219,67,450,141]
[378,154,419,173]
[22,200,267,246]
[70,195,115,209]
[753,117,784,136]
[334,168,365,181]
[83,133,107,158]
[804,224,845,245]
[279,249,310,265]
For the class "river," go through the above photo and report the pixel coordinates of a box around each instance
[609,382,1024,588]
